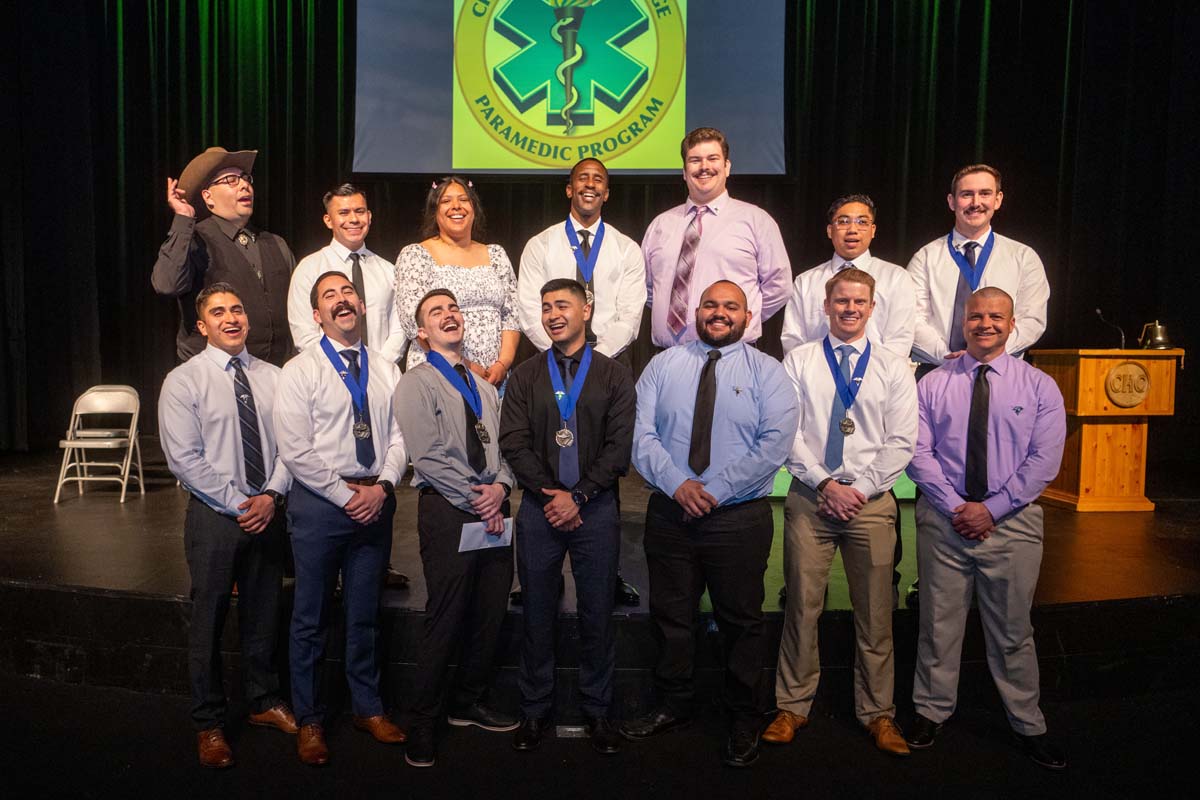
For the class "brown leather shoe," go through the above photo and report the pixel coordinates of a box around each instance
[868,716,911,757]
[248,704,299,734]
[297,723,330,766]
[197,727,234,769]
[761,710,809,744]
[353,714,407,744]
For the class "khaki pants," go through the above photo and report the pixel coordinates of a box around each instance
[775,481,898,726]
[912,497,1046,735]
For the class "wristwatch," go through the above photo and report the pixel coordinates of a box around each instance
[500,483,513,498]
[571,489,588,507]
[816,478,833,493]
[378,480,395,495]
[264,489,286,508]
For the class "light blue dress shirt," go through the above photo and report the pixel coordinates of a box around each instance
[633,339,799,506]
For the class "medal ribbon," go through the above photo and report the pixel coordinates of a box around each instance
[426,351,483,418]
[822,338,871,412]
[564,219,605,285]
[319,336,369,415]
[946,230,995,291]
[547,344,593,423]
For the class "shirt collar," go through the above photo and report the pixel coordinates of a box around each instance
[693,337,744,359]
[553,342,588,363]
[324,335,362,355]
[329,238,372,262]
[686,190,729,216]
[212,215,251,242]
[951,227,992,249]
[569,215,602,236]
[825,332,867,356]
[832,250,872,272]
[959,349,1010,376]
[205,343,250,370]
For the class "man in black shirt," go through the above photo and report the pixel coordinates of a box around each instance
[152,147,295,366]
[500,278,636,755]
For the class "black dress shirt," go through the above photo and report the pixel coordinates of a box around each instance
[499,343,636,504]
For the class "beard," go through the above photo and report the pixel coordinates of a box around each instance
[696,315,746,347]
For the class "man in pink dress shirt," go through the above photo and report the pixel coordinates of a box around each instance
[641,127,791,349]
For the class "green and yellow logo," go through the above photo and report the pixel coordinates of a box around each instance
[453,0,687,169]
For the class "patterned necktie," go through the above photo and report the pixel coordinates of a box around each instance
[668,206,709,336]
[949,241,978,352]
[965,364,991,501]
[688,348,722,475]
[340,349,375,469]
[349,252,368,347]
[823,345,855,470]
[229,356,266,492]
[455,363,488,475]
[557,355,580,489]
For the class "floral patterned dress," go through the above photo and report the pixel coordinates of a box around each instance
[393,242,521,370]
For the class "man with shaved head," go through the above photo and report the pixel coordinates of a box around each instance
[624,280,799,768]
[905,287,1067,770]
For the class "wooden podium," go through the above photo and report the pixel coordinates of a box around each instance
[1031,349,1185,511]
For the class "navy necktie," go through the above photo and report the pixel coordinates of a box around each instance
[557,355,580,489]
[456,363,488,475]
[340,349,375,469]
[229,357,266,492]
[824,345,854,470]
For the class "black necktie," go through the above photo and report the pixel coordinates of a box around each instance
[349,252,368,347]
[455,363,488,475]
[229,357,267,492]
[576,230,597,343]
[557,355,580,488]
[340,349,374,469]
[689,349,722,475]
[950,241,978,352]
[965,363,991,502]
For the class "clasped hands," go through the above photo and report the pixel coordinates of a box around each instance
[951,501,995,540]
[471,483,507,534]
[817,481,867,521]
[673,479,718,521]
[344,483,387,524]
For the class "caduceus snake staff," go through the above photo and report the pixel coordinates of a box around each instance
[544,0,601,134]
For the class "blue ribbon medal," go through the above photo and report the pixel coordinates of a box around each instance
[547,344,593,448]
[823,338,872,436]
[564,219,605,306]
[319,336,372,439]
[426,351,490,444]
[945,230,995,291]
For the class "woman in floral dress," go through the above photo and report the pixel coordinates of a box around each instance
[394,177,520,385]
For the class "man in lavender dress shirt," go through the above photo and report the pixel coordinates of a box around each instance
[642,127,791,349]
[904,287,1068,770]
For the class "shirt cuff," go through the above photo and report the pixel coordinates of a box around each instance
[982,493,1017,522]
[703,476,733,506]
[329,483,355,509]
[851,477,878,498]
[658,466,692,500]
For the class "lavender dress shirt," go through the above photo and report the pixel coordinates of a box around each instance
[907,351,1065,522]
[642,191,791,348]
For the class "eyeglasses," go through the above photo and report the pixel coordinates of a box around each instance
[832,216,873,229]
[208,172,254,188]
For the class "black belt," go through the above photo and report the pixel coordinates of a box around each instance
[342,475,380,487]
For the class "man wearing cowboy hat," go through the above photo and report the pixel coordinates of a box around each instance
[152,147,296,366]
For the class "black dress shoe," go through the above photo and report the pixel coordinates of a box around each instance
[614,574,640,607]
[906,713,942,749]
[512,717,547,751]
[509,588,523,605]
[724,723,760,768]
[619,707,691,740]
[404,725,436,768]
[447,702,519,732]
[385,568,410,589]
[778,585,787,604]
[1015,733,1067,770]
[587,717,622,755]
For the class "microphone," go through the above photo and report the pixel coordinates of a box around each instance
[1095,308,1126,350]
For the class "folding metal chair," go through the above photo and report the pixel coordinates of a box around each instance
[53,384,145,503]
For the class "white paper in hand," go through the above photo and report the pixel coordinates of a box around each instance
[458,517,513,552]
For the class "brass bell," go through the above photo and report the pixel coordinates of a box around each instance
[1138,320,1172,349]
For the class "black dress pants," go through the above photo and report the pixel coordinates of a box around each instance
[184,496,286,730]
[643,494,773,724]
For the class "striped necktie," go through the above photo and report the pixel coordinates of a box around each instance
[229,356,267,492]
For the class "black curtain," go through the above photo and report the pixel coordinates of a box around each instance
[3,0,1198,475]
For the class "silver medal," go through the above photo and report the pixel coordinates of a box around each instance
[585,288,595,306]
[353,421,372,439]
[555,428,574,448]
[839,417,855,435]
[475,421,490,444]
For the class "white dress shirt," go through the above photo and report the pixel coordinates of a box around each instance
[779,251,916,358]
[517,217,646,357]
[908,229,1050,363]
[288,240,408,362]
[273,338,407,508]
[158,344,291,517]
[783,334,918,498]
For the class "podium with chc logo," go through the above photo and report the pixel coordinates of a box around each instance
[1030,349,1185,511]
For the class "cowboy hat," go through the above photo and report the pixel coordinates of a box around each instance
[177,147,257,216]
